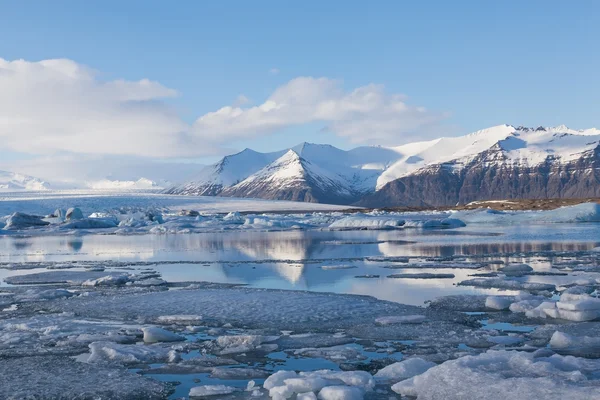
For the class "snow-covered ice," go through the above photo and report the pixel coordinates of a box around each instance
[189,385,238,397]
[392,350,600,399]
[374,358,436,381]
[142,326,185,343]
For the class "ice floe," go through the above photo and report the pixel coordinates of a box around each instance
[264,370,374,400]
[392,350,600,399]
[374,357,436,381]
[189,385,238,397]
[87,341,181,364]
[142,326,185,343]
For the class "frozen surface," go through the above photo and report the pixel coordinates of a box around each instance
[392,350,600,399]
[374,358,436,381]
[189,385,237,397]
[2,195,600,399]
[2,192,600,238]
[40,285,421,331]
[0,356,168,399]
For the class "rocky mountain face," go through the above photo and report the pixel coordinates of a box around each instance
[360,136,600,208]
[167,125,600,207]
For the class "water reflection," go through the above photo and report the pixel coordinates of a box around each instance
[1,225,599,305]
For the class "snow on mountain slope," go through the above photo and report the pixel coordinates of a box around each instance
[85,178,166,190]
[167,143,398,198]
[0,170,49,191]
[221,150,362,203]
[168,124,600,205]
[361,125,600,208]
[165,148,286,196]
[377,125,517,189]
[377,125,600,189]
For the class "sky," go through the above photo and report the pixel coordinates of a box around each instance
[0,0,598,185]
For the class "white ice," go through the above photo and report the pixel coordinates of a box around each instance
[392,350,600,399]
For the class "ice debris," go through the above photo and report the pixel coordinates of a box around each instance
[142,326,185,343]
[391,350,600,399]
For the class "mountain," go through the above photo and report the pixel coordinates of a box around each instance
[0,170,50,191]
[167,125,600,207]
[360,125,600,207]
[85,178,168,190]
[221,150,362,204]
[164,148,286,196]
[166,143,399,204]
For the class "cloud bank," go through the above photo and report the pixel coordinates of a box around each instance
[0,58,448,158]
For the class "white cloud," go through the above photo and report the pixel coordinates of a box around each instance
[0,58,211,157]
[0,59,448,160]
[193,77,448,145]
[269,67,280,75]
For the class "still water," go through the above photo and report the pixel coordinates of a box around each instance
[1,224,599,305]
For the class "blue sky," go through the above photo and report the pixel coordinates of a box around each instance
[0,0,598,170]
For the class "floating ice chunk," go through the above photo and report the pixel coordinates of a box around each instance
[391,350,600,399]
[156,315,203,324]
[509,299,544,313]
[133,277,166,286]
[459,278,555,291]
[293,346,366,362]
[556,298,600,311]
[301,370,374,390]
[486,296,514,310]
[61,218,118,229]
[264,370,299,390]
[374,358,436,381]
[265,370,373,400]
[329,215,405,230]
[65,207,84,220]
[18,288,75,301]
[318,386,364,400]
[542,293,600,322]
[525,301,557,318]
[142,327,185,343]
[82,274,131,287]
[210,367,269,380]
[403,218,466,229]
[87,341,180,364]
[5,271,129,285]
[189,385,237,397]
[52,208,66,219]
[388,273,455,279]
[320,265,357,270]
[561,287,597,301]
[486,335,523,346]
[375,315,427,325]
[549,331,600,357]
[544,307,600,322]
[499,264,534,276]
[280,377,338,394]
[215,334,279,354]
[297,392,318,400]
[223,211,244,223]
[541,202,600,223]
[3,212,49,230]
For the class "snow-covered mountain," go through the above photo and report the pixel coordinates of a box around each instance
[166,143,400,203]
[221,150,362,204]
[85,178,168,190]
[361,125,600,207]
[168,125,600,206]
[0,170,50,191]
